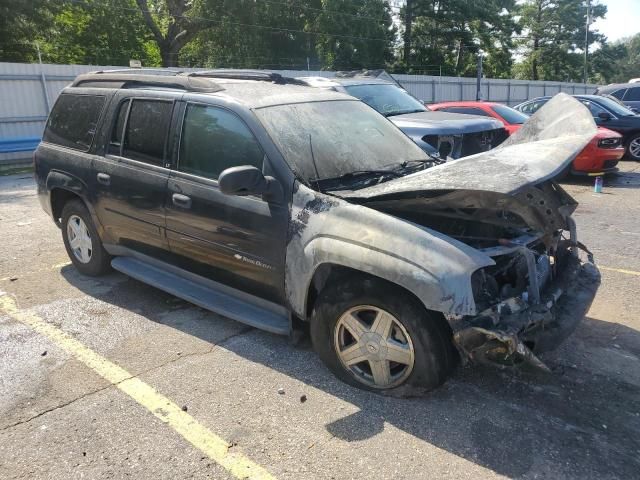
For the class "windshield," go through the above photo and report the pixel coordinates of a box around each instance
[343,84,426,117]
[491,104,529,124]
[255,100,429,182]
[594,96,636,116]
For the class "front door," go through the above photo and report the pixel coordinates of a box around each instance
[92,94,177,256]
[165,103,288,303]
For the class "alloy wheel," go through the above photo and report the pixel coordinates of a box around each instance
[67,215,92,263]
[630,137,640,159]
[334,305,415,389]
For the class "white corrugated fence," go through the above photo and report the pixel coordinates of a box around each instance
[0,61,598,168]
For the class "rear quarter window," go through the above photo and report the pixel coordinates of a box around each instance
[624,87,640,101]
[43,94,106,151]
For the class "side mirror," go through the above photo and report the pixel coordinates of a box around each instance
[218,165,282,203]
[598,111,612,121]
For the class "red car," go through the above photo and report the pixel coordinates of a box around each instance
[429,101,624,176]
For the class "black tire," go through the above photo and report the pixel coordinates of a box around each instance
[310,275,457,394]
[61,199,111,276]
[626,133,640,161]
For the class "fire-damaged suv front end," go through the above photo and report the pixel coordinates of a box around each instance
[328,93,601,370]
[449,185,601,370]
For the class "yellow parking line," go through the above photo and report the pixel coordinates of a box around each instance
[599,266,640,277]
[0,294,276,480]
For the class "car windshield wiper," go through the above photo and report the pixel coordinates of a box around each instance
[394,157,444,171]
[384,108,426,117]
[314,169,403,191]
[318,169,402,183]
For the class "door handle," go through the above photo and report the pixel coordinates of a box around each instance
[172,193,192,209]
[96,173,110,186]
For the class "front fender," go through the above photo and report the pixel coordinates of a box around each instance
[285,184,494,318]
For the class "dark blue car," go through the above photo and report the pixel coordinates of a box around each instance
[515,95,640,160]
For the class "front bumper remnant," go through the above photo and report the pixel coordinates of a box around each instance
[453,255,601,371]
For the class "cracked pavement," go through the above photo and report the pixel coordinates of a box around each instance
[1,164,640,479]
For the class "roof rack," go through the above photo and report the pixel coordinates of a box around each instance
[92,68,184,76]
[71,71,223,93]
[186,69,303,85]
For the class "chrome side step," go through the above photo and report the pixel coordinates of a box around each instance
[110,256,289,335]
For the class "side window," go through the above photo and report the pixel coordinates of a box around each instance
[108,100,129,155]
[612,89,627,100]
[581,100,606,118]
[43,94,105,151]
[122,99,173,165]
[624,88,640,101]
[519,102,535,114]
[178,105,263,180]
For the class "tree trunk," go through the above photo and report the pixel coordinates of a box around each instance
[160,43,181,67]
[403,0,414,67]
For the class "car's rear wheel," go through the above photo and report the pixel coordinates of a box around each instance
[627,133,640,161]
[61,200,111,276]
[310,275,457,393]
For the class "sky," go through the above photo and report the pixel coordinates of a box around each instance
[593,0,640,43]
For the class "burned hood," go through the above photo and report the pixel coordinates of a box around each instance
[340,94,597,200]
[389,110,504,135]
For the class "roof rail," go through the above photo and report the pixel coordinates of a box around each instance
[92,68,183,76]
[71,72,223,93]
[186,69,303,85]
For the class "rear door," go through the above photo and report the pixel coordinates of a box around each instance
[165,102,288,303]
[91,92,179,256]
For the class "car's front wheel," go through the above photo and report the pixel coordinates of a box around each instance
[310,275,457,393]
[61,199,111,276]
[627,133,640,161]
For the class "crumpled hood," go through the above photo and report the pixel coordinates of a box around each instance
[389,110,505,135]
[340,94,597,200]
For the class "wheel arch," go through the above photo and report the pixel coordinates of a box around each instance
[47,171,102,233]
[303,263,452,337]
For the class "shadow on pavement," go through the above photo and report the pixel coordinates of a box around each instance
[61,267,640,479]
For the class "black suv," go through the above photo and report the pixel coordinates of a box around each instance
[35,70,600,393]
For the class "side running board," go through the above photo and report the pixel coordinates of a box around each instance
[111,256,289,335]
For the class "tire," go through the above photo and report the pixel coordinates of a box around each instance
[310,275,457,394]
[626,133,640,161]
[61,199,111,276]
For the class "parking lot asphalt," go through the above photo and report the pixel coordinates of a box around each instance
[1,163,639,480]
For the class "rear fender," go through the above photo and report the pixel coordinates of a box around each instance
[46,171,102,231]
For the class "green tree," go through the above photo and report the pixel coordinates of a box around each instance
[513,0,607,82]
[313,0,395,70]
[400,0,519,77]
[43,0,157,65]
[590,34,640,84]
[0,0,54,62]
[135,0,223,67]
[181,0,318,69]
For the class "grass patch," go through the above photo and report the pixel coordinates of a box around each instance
[0,165,34,176]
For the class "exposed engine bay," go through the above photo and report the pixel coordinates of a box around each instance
[353,179,600,371]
